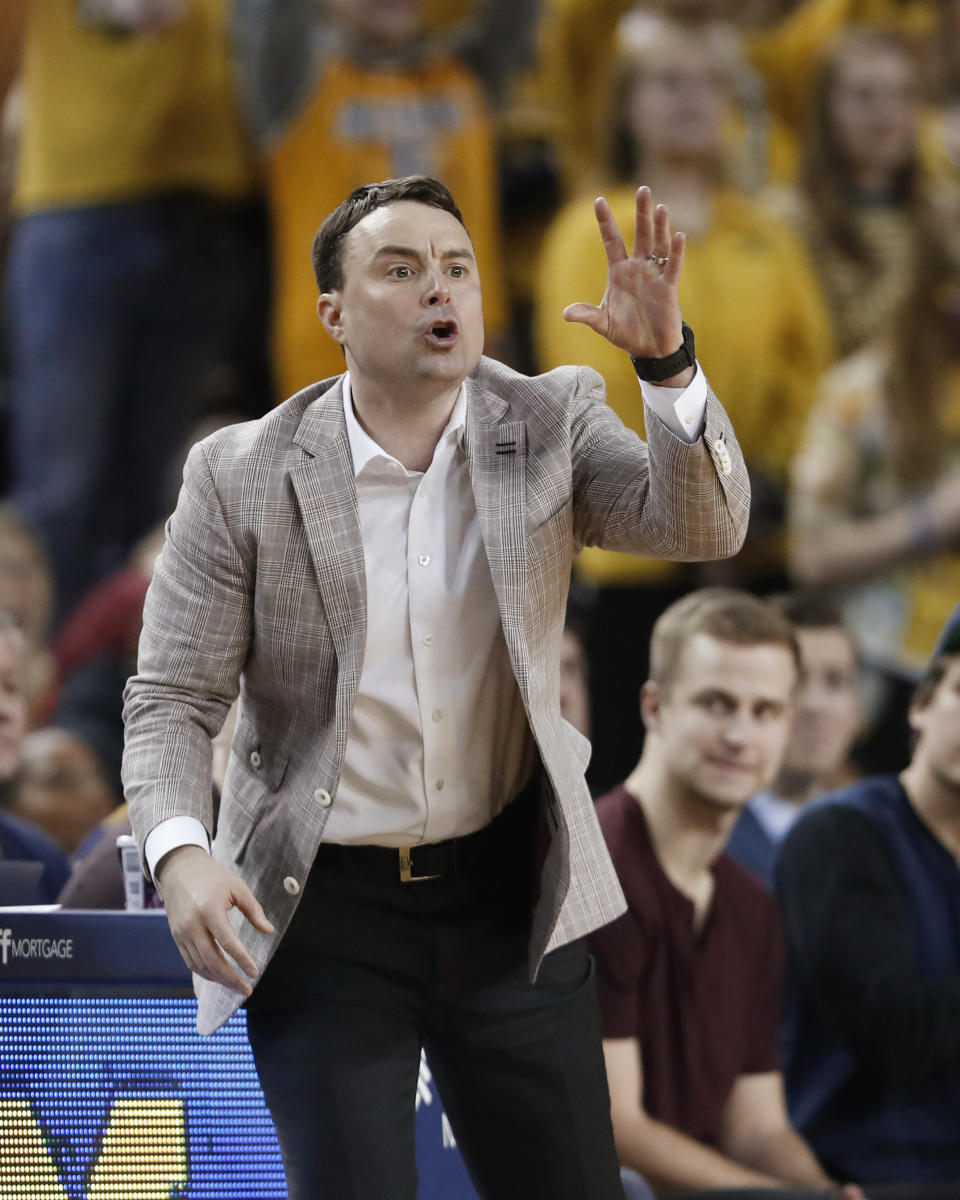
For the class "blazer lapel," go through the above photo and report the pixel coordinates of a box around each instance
[290,381,367,680]
[465,378,529,687]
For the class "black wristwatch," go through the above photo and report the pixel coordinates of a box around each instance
[630,322,696,383]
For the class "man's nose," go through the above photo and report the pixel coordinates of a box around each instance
[423,271,451,305]
[720,715,751,748]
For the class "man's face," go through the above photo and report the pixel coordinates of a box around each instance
[780,626,861,783]
[909,657,960,793]
[0,631,28,781]
[643,633,797,810]
[318,201,484,401]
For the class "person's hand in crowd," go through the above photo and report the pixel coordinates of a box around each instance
[561,185,693,385]
[155,845,274,995]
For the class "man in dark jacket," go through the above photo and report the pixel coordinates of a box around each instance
[777,605,960,1186]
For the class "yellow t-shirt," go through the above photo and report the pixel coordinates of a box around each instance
[14,0,255,212]
[791,348,960,668]
[535,185,834,585]
[266,53,507,400]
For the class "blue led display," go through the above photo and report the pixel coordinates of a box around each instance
[0,998,285,1198]
[0,996,480,1199]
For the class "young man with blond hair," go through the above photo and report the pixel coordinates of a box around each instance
[592,588,862,1197]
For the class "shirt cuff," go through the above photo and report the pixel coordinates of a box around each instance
[639,362,707,444]
[145,816,210,879]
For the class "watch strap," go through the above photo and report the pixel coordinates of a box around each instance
[630,322,696,383]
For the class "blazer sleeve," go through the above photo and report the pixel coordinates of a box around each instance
[122,439,254,870]
[569,365,750,562]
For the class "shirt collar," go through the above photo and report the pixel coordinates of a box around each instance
[342,373,467,478]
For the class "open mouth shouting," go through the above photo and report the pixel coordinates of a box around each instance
[424,318,460,349]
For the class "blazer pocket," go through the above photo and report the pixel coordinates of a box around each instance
[232,715,290,792]
[220,718,290,865]
[223,793,266,866]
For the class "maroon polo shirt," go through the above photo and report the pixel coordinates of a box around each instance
[590,786,783,1147]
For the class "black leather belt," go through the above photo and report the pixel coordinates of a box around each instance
[314,782,539,884]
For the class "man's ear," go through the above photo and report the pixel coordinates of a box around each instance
[317,292,346,344]
[640,680,662,733]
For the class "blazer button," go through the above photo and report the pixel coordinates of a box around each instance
[314,787,332,808]
[249,750,263,769]
[283,876,300,896]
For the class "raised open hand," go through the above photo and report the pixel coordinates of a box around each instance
[562,186,686,361]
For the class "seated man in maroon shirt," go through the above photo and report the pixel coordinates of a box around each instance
[591,588,863,1197]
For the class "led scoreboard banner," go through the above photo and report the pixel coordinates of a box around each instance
[0,909,480,1199]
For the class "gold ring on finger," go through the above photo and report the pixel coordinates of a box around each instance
[647,254,669,268]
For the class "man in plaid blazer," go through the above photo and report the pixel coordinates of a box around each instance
[123,176,749,1198]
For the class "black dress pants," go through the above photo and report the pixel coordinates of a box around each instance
[245,798,624,1200]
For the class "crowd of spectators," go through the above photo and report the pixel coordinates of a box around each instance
[1,0,959,1195]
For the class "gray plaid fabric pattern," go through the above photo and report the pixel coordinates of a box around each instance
[123,355,749,1034]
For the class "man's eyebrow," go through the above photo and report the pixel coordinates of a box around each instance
[373,244,422,261]
[372,244,475,262]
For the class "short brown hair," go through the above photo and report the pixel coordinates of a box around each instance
[908,654,958,752]
[649,588,801,686]
[311,176,468,293]
[911,656,952,713]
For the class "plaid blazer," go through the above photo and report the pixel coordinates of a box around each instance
[123,355,749,1034]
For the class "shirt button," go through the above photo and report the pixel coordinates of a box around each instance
[432,709,443,722]
[422,635,434,646]
[435,779,445,791]
[283,876,300,896]
[418,554,431,566]
[249,750,262,769]
[314,787,332,808]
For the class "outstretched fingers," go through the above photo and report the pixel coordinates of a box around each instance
[593,195,628,266]
[663,230,686,287]
[633,185,654,259]
[651,202,673,259]
[634,191,683,284]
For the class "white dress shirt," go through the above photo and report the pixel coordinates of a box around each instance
[144,364,707,874]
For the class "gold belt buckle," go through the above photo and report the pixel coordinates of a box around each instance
[398,846,440,883]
